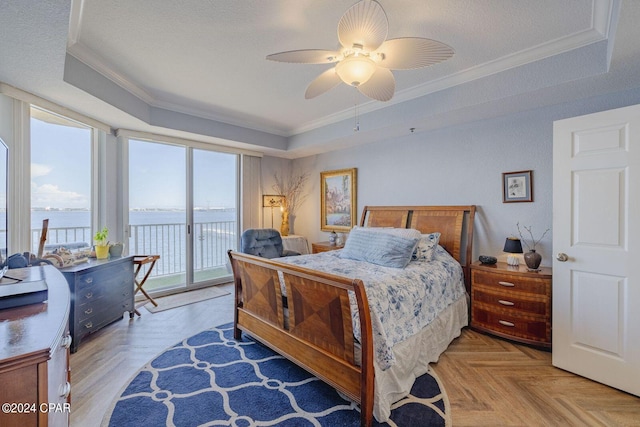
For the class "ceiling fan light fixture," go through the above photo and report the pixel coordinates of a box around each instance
[335,55,377,87]
[267,0,454,101]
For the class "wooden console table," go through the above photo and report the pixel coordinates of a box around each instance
[59,256,134,353]
[0,265,72,427]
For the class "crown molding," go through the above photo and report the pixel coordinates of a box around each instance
[65,0,614,139]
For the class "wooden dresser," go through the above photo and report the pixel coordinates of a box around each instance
[59,257,134,353]
[470,261,552,349]
[311,241,344,254]
[0,265,71,427]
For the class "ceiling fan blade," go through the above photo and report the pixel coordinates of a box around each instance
[357,66,395,101]
[376,37,454,70]
[267,49,340,64]
[338,0,388,52]
[305,67,342,99]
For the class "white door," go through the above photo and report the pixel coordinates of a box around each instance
[552,104,639,396]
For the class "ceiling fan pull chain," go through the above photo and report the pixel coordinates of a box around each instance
[354,89,360,132]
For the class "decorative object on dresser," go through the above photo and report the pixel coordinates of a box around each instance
[329,230,337,245]
[502,170,533,203]
[109,242,125,258]
[478,255,497,265]
[516,222,550,271]
[93,226,110,259]
[503,236,523,266]
[59,256,135,353]
[0,266,71,427]
[470,261,552,349]
[320,168,357,232]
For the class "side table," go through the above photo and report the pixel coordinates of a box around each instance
[282,235,310,255]
[470,261,552,349]
[311,241,344,254]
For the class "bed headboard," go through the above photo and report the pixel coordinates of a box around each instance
[360,205,476,290]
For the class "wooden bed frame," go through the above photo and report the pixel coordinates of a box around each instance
[228,205,476,426]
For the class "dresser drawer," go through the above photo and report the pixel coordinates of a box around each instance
[472,270,549,296]
[472,288,548,316]
[77,301,104,322]
[473,307,550,343]
[75,282,108,307]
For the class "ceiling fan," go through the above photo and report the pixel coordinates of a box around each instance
[266,0,454,102]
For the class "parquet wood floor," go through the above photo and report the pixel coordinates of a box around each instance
[431,329,640,426]
[69,285,639,426]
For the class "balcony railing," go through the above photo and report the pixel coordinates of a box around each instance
[27,221,237,279]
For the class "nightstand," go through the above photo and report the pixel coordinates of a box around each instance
[470,261,552,349]
[311,241,344,254]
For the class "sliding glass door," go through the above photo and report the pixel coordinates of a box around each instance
[192,149,238,286]
[128,138,238,294]
[129,140,187,292]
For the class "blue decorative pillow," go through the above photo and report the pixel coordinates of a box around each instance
[339,227,420,268]
[412,232,441,261]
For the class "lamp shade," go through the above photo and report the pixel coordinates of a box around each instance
[335,55,377,87]
[262,195,285,208]
[503,237,523,254]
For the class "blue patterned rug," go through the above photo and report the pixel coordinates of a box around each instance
[103,323,449,426]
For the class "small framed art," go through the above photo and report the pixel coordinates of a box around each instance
[503,170,533,203]
[320,168,357,232]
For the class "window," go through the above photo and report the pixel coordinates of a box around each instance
[30,107,93,253]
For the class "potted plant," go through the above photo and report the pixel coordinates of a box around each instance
[94,226,110,259]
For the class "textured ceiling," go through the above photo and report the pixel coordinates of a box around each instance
[1,0,640,157]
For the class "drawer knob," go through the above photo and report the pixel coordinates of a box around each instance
[499,320,515,327]
[498,300,515,306]
[85,322,93,329]
[84,277,93,284]
[59,382,71,399]
[498,281,515,287]
[86,292,93,299]
[84,308,93,315]
[61,335,73,349]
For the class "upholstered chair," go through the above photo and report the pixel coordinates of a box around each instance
[240,228,300,259]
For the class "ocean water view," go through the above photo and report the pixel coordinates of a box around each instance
[26,209,237,229]
[1,209,238,286]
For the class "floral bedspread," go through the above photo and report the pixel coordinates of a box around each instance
[278,246,466,370]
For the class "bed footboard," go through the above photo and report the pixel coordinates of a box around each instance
[228,250,374,426]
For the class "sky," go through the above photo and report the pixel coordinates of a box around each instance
[29,114,237,210]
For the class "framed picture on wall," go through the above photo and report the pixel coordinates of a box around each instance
[320,168,357,232]
[503,170,533,202]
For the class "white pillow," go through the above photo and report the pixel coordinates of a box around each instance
[412,232,441,261]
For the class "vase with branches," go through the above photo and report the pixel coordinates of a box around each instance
[272,169,310,236]
[517,222,550,270]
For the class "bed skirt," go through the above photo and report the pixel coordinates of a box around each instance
[372,294,468,422]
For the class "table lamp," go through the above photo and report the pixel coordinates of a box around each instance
[503,237,523,266]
